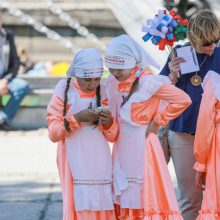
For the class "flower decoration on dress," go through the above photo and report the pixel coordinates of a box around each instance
[142,9,188,51]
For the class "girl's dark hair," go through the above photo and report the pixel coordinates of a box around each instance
[93,84,101,126]
[63,78,71,132]
[96,85,101,108]
[121,77,139,107]
[127,77,139,100]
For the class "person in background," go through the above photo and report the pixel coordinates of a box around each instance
[18,47,34,75]
[159,9,220,220]
[194,70,220,220]
[0,9,30,130]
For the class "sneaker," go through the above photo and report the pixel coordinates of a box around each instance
[0,122,15,131]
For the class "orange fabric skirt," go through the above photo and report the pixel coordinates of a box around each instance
[76,210,117,220]
[114,205,144,220]
[114,205,184,220]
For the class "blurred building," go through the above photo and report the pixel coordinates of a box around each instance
[3,0,124,62]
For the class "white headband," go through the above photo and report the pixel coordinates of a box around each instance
[67,48,104,78]
[105,34,160,70]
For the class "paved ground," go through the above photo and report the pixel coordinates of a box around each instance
[0,129,178,220]
[0,129,62,220]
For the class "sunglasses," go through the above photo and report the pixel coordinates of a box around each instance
[202,39,219,47]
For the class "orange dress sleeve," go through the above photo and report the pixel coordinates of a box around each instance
[47,95,80,143]
[194,81,217,172]
[153,84,192,126]
[98,92,119,142]
[99,118,119,143]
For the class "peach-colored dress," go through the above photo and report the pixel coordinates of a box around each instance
[105,68,192,220]
[47,79,117,220]
[194,71,220,220]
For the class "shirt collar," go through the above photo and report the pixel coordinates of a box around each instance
[118,66,139,92]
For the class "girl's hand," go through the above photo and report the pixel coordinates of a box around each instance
[99,110,113,130]
[195,171,206,191]
[168,57,185,83]
[146,120,159,138]
[74,109,99,123]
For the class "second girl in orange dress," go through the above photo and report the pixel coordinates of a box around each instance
[104,35,192,220]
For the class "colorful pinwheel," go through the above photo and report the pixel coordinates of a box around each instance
[142,9,188,51]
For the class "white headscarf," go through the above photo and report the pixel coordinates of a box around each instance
[67,48,103,78]
[105,35,160,71]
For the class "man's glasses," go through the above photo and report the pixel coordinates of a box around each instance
[202,39,220,47]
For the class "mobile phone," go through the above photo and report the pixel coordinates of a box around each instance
[96,106,109,112]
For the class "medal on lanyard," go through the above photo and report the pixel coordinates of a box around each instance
[191,56,208,86]
[191,74,202,86]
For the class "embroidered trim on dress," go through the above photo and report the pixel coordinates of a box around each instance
[126,177,143,184]
[74,179,113,185]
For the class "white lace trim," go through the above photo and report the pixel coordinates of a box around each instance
[114,182,144,209]
[74,184,114,211]
[74,179,112,185]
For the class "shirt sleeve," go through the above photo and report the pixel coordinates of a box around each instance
[194,81,216,172]
[47,95,80,143]
[159,45,182,77]
[159,57,170,76]
[99,117,119,143]
[153,83,192,126]
[4,31,20,80]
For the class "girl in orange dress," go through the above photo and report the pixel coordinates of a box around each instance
[194,70,220,220]
[103,34,192,220]
[47,48,117,220]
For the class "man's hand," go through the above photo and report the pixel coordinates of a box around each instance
[0,79,9,95]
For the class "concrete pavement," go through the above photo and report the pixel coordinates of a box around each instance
[0,129,62,220]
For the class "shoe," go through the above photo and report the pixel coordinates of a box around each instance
[0,122,15,131]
